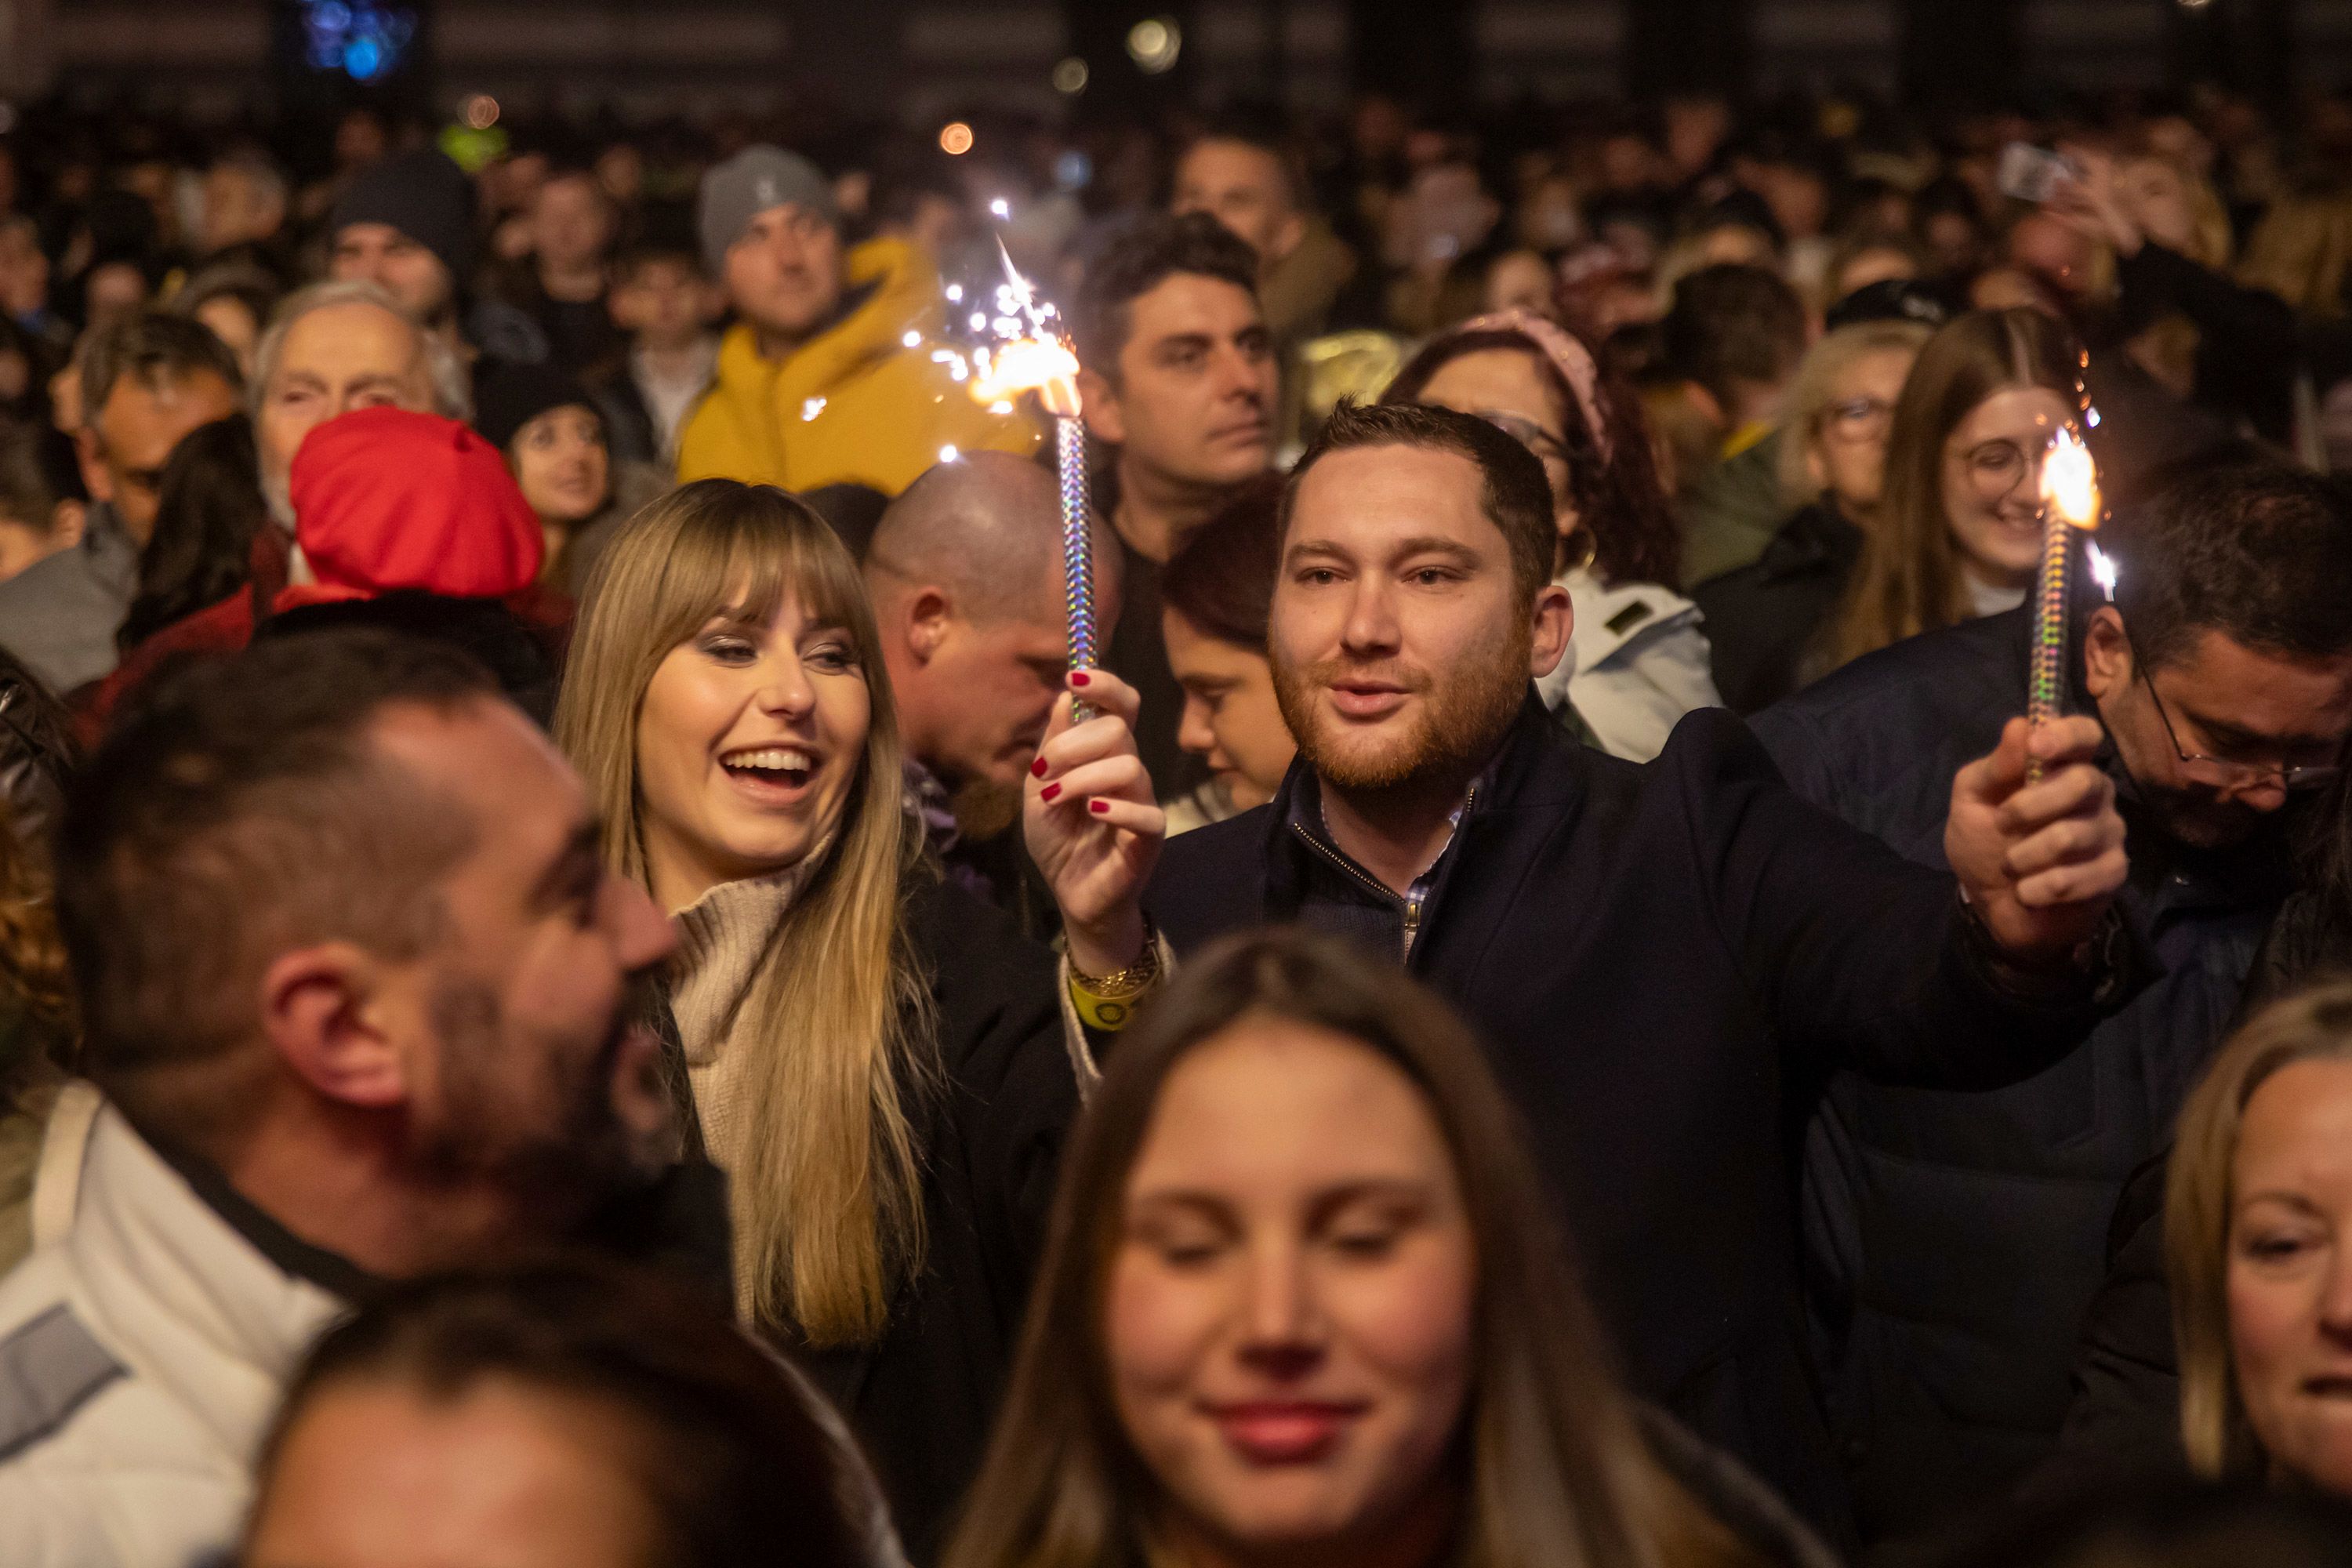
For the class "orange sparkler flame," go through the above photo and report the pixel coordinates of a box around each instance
[2040,426,2101,532]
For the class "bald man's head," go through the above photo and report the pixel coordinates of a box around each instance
[866,450,1116,623]
[865,452,1122,806]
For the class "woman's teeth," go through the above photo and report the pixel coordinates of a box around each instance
[723,747,815,782]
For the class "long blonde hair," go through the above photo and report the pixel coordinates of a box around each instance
[2168,982,2352,1481]
[555,479,936,1347]
[948,928,1758,1568]
[1817,308,2082,675]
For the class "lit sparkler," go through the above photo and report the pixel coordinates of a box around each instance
[2028,426,2103,780]
[942,242,1095,716]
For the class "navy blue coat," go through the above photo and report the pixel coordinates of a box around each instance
[1148,693,2126,1541]
[1753,608,2290,1541]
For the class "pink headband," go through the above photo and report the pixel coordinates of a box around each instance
[1456,308,1613,466]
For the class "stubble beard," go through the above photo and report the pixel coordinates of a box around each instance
[1271,622,1532,804]
[410,971,646,1238]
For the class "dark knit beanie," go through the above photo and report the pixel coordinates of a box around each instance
[331,149,479,285]
[471,361,598,453]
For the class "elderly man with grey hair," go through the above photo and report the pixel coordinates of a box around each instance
[250,279,470,528]
[864,450,1120,930]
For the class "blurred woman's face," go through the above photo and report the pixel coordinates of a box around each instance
[1414,347,1577,539]
[513,405,609,528]
[1939,384,2075,592]
[635,590,873,912]
[245,1381,653,1568]
[1163,607,1295,811]
[1107,1018,1475,1563]
[2227,1057,2352,1496]
[1806,345,1918,522]
[1481,250,1556,319]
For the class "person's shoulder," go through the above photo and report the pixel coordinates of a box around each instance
[1156,803,1272,891]
[0,1255,130,1483]
[905,877,1058,1029]
[1149,804,1276,949]
[1764,608,2024,733]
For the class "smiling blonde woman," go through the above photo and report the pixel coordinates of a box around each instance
[555,477,1086,1560]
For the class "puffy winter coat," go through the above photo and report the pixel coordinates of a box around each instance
[676,238,1040,498]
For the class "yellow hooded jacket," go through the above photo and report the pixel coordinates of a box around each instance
[677,237,1042,495]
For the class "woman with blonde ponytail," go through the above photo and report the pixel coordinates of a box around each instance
[557,478,1083,1563]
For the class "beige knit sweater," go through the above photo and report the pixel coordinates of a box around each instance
[668,866,812,1171]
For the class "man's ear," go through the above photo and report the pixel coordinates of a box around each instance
[906,586,952,662]
[1529,582,1574,681]
[74,428,112,506]
[2082,605,2132,705]
[1270,210,1308,266]
[259,942,410,1111]
[1078,367,1126,448]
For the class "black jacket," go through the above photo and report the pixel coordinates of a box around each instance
[1690,500,1862,716]
[1146,694,2123,1541]
[670,875,1079,1565]
[1751,608,2285,1542]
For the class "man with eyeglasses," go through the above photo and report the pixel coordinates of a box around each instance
[1751,459,2352,1544]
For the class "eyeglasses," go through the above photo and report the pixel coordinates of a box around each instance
[1475,410,1570,465]
[1824,395,1894,439]
[2126,627,2343,793]
[1952,437,2044,503]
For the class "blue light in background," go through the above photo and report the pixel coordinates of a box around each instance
[301,1,416,82]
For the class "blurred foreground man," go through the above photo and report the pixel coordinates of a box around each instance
[1026,400,2140,1542]
[0,633,680,1568]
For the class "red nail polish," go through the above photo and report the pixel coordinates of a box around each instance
[1089,798,1109,815]
[1040,783,1062,803]
[1070,670,1091,688]
[1030,757,1048,778]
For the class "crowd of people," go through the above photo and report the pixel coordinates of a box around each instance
[5,74,2352,1567]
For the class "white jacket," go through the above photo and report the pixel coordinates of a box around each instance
[1537,568,1722,764]
[0,1095,344,1568]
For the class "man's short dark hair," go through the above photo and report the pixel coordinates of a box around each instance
[1662,263,1807,410]
[1179,109,1309,211]
[1282,400,1556,607]
[77,309,245,428]
[2113,463,2352,672]
[56,631,498,1145]
[1163,474,1284,650]
[1073,212,1260,385]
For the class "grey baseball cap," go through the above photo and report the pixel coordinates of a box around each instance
[699,146,837,274]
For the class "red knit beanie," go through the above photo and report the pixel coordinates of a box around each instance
[279,406,545,613]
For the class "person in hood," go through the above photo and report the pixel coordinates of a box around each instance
[676,146,1038,498]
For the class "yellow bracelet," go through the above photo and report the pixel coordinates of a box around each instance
[1069,978,1149,1032]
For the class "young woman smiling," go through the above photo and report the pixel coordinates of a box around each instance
[948,928,1818,1568]
[554,478,1085,1563]
[1817,307,2086,676]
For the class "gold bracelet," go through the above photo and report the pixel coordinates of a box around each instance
[1070,921,1162,1031]
[1070,920,1161,997]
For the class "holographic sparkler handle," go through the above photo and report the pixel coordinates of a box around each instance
[2025,514,2071,783]
[1058,414,1095,723]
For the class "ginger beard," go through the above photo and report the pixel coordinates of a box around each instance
[1270,612,1533,798]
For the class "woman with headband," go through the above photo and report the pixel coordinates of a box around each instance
[1383,309,1719,761]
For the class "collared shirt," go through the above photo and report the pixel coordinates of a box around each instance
[1283,760,1495,964]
